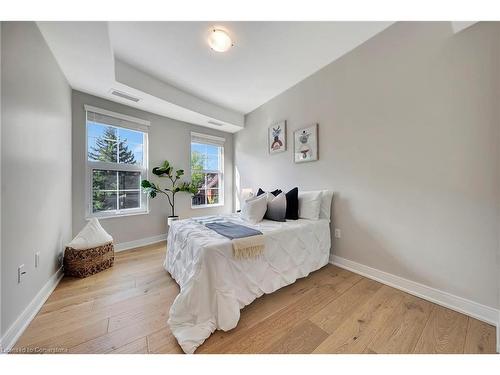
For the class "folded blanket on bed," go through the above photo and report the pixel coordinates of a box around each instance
[205,221,262,239]
[205,221,265,259]
[231,234,265,259]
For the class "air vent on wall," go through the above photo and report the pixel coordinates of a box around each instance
[110,89,140,102]
[207,120,224,127]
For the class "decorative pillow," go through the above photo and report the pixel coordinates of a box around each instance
[285,187,299,220]
[67,218,113,250]
[298,191,323,220]
[298,190,334,220]
[257,188,282,197]
[319,190,334,221]
[241,194,268,224]
[256,187,298,220]
[265,192,287,222]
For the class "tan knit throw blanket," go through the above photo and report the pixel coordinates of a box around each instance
[232,234,265,259]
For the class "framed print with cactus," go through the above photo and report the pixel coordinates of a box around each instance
[268,120,286,154]
[294,124,319,163]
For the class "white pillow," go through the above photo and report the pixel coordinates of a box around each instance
[67,218,113,250]
[319,190,334,221]
[241,194,268,224]
[298,191,323,220]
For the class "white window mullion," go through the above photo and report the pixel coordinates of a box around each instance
[115,170,120,211]
[205,173,208,205]
[88,161,143,172]
[116,129,120,164]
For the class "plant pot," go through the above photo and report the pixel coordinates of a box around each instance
[167,216,179,227]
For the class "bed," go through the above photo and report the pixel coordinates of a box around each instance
[164,212,331,353]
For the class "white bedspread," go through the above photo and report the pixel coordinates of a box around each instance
[164,214,331,353]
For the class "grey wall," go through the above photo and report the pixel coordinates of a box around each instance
[0,21,3,342]
[72,91,234,244]
[496,27,500,350]
[1,22,72,336]
[236,22,500,309]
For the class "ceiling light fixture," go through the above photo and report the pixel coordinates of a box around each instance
[208,29,233,52]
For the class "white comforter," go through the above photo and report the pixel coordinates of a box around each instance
[164,214,331,353]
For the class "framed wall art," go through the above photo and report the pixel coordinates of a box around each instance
[294,124,318,163]
[268,121,286,154]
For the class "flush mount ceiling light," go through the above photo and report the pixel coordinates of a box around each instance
[208,29,233,52]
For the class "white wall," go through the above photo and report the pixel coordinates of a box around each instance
[72,90,234,245]
[1,22,72,338]
[236,22,500,309]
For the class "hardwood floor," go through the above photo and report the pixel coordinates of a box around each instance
[12,242,497,354]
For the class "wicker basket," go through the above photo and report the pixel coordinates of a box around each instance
[63,242,114,278]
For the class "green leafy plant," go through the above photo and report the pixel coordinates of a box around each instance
[141,160,198,217]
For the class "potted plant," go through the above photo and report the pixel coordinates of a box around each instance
[141,160,198,226]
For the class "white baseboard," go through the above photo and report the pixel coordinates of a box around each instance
[114,233,167,252]
[0,267,64,353]
[330,255,499,328]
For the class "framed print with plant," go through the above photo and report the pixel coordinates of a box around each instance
[268,121,286,154]
[294,124,318,163]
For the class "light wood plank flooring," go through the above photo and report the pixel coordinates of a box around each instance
[12,242,497,354]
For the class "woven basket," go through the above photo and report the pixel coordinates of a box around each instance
[63,242,114,278]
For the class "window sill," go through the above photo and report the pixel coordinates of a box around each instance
[86,210,150,220]
[191,203,225,210]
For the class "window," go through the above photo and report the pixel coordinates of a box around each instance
[191,132,225,207]
[85,105,149,218]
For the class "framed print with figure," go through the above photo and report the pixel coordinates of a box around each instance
[294,124,318,163]
[268,121,286,154]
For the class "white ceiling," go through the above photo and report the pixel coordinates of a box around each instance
[38,21,393,132]
[109,22,392,114]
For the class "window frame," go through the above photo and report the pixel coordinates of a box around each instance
[190,132,225,209]
[84,105,150,219]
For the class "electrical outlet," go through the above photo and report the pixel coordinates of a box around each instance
[18,264,27,283]
[334,228,341,239]
[35,251,40,268]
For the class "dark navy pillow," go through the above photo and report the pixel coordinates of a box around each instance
[285,187,299,220]
[257,188,282,197]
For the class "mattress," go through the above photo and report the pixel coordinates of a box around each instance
[164,213,331,353]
